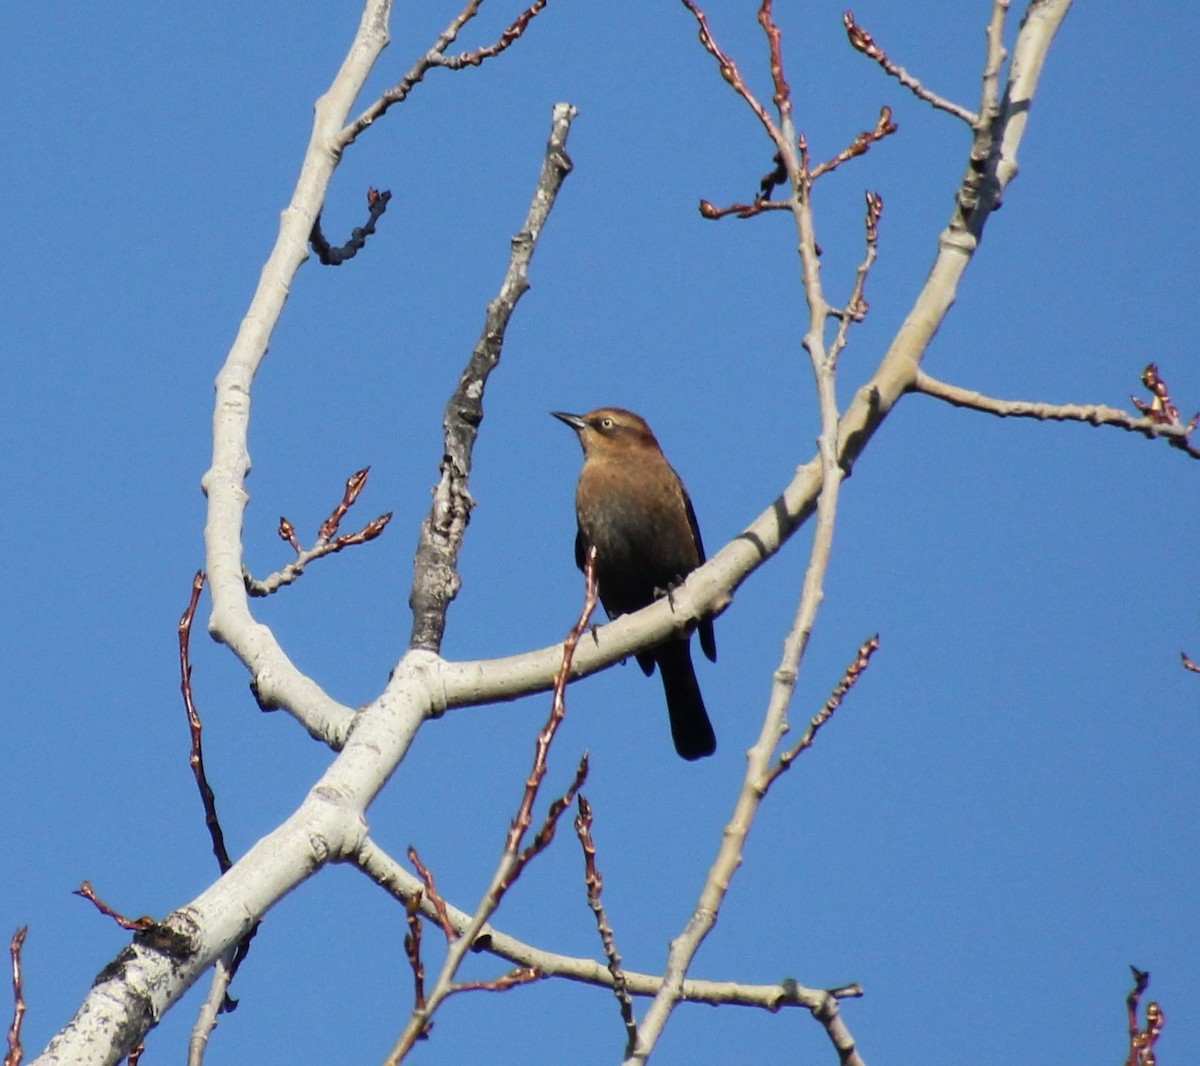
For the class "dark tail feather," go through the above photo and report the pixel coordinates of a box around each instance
[655,640,716,761]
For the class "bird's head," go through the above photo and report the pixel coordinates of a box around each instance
[551,408,660,458]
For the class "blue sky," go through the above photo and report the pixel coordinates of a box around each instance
[3,2,1198,1063]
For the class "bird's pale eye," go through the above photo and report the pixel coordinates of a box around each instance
[600,417,614,430]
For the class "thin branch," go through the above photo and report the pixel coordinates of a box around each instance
[179,572,258,1050]
[178,573,233,873]
[384,549,599,1064]
[679,0,781,141]
[187,954,235,1066]
[844,10,978,125]
[980,1,1010,131]
[448,968,543,995]
[698,196,791,221]
[828,190,884,357]
[352,836,860,1011]
[408,848,456,942]
[575,795,638,1057]
[769,635,879,785]
[245,468,392,596]
[340,0,554,147]
[912,370,1200,456]
[809,107,898,181]
[403,895,428,1031]
[71,883,155,933]
[440,0,549,68]
[310,187,393,265]
[633,9,856,1059]
[1126,966,1165,1066]
[6,928,27,1066]
[408,102,578,653]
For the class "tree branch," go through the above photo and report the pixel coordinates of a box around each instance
[408,102,578,653]
[913,369,1200,455]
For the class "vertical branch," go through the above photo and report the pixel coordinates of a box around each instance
[575,796,638,1055]
[633,7,852,1063]
[6,928,28,1066]
[408,102,579,652]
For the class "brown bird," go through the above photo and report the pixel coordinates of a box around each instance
[552,407,717,760]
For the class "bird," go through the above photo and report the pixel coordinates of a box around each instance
[552,407,717,760]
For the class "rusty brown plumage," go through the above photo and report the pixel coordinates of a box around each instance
[552,408,717,760]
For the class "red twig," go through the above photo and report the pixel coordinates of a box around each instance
[408,847,456,943]
[249,468,392,595]
[318,467,371,541]
[404,895,429,1034]
[698,197,790,221]
[442,0,550,68]
[810,107,898,180]
[497,548,599,899]
[72,883,155,932]
[679,0,780,141]
[178,572,233,873]
[757,0,791,120]
[451,967,542,994]
[6,928,27,1066]
[1126,966,1165,1066]
[1133,363,1197,430]
[179,574,260,1003]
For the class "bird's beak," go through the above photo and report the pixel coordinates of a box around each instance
[551,411,586,431]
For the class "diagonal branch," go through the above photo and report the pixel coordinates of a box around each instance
[844,10,978,125]
[340,0,554,147]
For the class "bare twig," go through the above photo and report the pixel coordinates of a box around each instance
[1182,652,1200,674]
[180,572,260,1047]
[441,0,549,68]
[310,186,393,265]
[575,796,637,1056]
[1132,362,1198,434]
[6,928,27,1066]
[187,955,235,1066]
[246,469,392,596]
[913,370,1200,457]
[71,884,155,933]
[408,102,578,653]
[408,848,456,943]
[828,191,884,352]
[769,635,879,785]
[679,0,781,141]
[1126,966,1165,1066]
[844,10,978,125]
[809,107,899,180]
[698,196,791,221]
[449,968,543,995]
[178,573,232,873]
[341,0,554,146]
[384,549,599,1063]
[404,895,429,1033]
